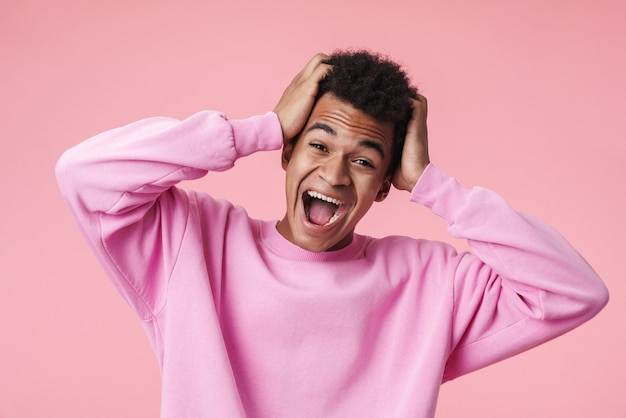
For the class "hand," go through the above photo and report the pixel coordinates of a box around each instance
[273,53,332,141]
[392,95,430,192]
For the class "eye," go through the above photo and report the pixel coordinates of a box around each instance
[353,158,375,168]
[310,142,328,152]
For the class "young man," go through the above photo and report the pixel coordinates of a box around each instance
[56,51,608,417]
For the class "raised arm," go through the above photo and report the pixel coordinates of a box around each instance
[55,53,332,318]
[56,111,282,216]
[395,96,609,380]
[57,51,331,220]
[55,110,283,317]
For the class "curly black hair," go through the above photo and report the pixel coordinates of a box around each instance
[317,50,418,175]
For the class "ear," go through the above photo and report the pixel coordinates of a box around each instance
[281,141,294,171]
[375,178,391,202]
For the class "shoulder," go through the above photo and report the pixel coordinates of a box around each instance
[363,233,457,255]
[352,233,465,293]
[361,233,462,271]
[185,189,253,223]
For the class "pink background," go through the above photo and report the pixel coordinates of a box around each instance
[2,0,625,416]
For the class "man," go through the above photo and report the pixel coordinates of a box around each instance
[56,50,608,417]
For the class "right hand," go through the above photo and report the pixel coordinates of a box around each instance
[273,53,332,141]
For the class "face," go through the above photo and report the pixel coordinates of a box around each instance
[277,94,394,252]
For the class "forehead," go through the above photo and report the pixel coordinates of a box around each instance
[304,94,394,149]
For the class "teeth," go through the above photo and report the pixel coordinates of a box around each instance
[325,212,340,226]
[307,190,342,206]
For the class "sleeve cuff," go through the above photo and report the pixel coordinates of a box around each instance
[409,164,472,226]
[229,112,284,158]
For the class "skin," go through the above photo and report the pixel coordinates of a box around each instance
[273,54,430,252]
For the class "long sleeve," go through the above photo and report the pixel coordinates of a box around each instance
[410,164,609,381]
[55,110,283,318]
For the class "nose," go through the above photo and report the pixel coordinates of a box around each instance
[319,155,351,187]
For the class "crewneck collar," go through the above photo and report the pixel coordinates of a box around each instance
[260,220,366,262]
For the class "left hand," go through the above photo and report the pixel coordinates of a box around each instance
[392,95,430,192]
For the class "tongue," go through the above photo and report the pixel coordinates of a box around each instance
[308,199,337,225]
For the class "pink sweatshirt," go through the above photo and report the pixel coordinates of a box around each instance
[56,111,608,417]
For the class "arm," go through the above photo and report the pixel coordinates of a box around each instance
[394,97,609,380]
[55,54,332,318]
[57,51,331,220]
[55,111,283,317]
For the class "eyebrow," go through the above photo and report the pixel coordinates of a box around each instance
[306,122,386,160]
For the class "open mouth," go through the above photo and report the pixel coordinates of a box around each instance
[303,190,345,226]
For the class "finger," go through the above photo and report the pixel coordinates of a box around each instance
[300,53,330,78]
[406,99,423,128]
[309,61,333,84]
[415,93,427,104]
[412,95,428,113]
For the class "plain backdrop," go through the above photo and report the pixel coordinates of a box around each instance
[1,0,625,417]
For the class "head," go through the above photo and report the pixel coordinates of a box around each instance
[315,50,418,176]
[277,50,418,252]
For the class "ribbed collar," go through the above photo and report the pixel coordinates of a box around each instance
[259,220,366,262]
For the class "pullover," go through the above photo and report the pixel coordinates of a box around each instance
[56,110,609,418]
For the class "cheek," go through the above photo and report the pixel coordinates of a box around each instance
[362,173,386,190]
[287,154,317,181]
[284,160,308,198]
[353,183,377,205]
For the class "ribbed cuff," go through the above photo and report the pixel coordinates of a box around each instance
[230,112,284,158]
[409,164,471,226]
